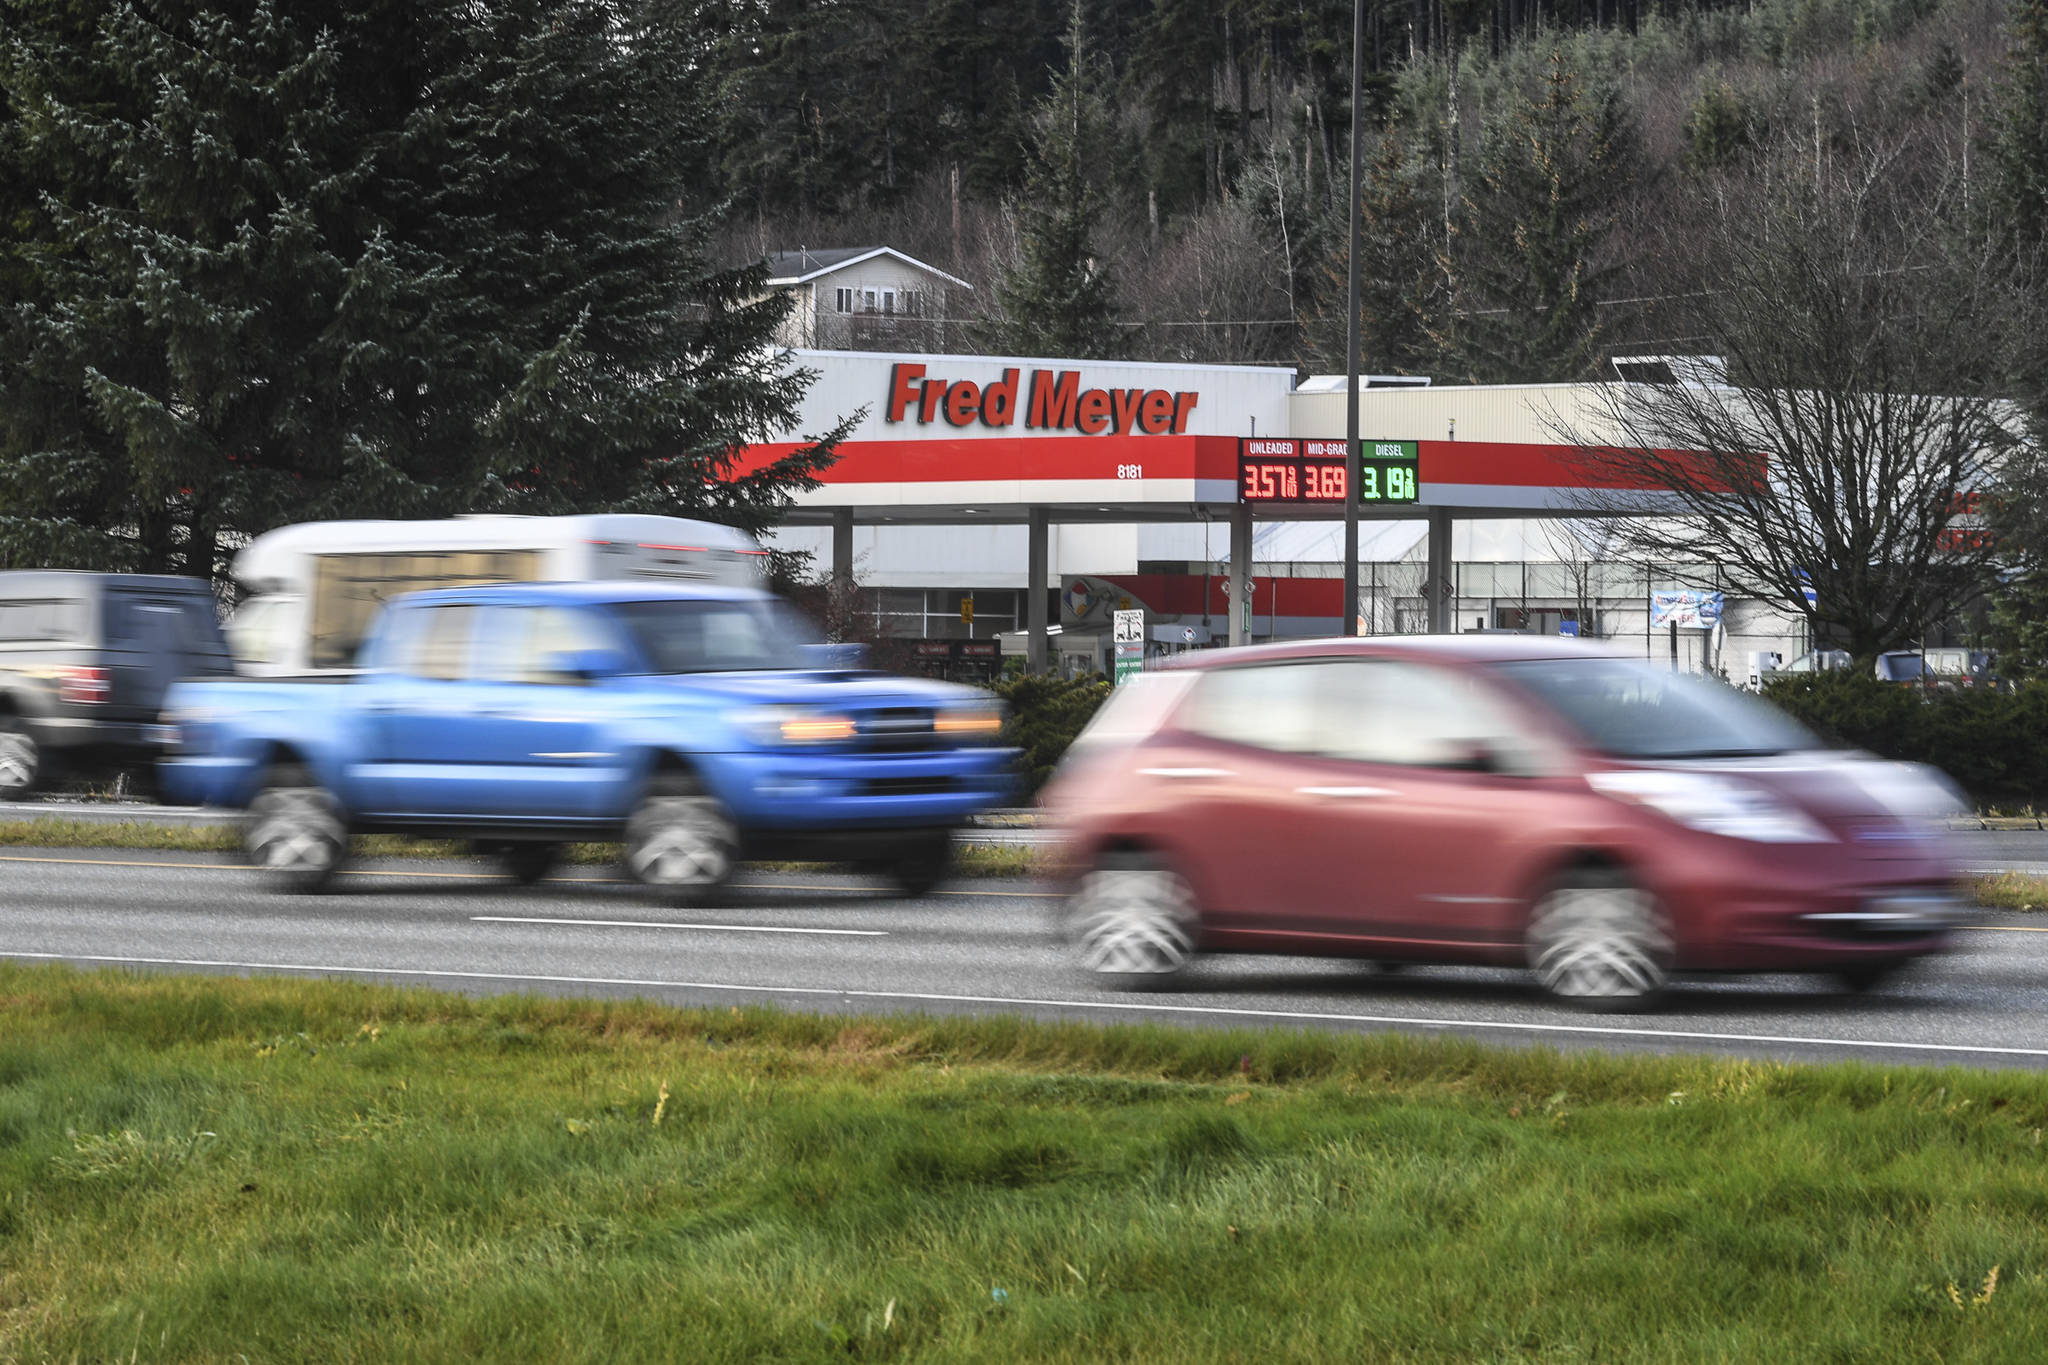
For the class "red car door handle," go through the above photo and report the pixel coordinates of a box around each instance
[1296,785,1395,799]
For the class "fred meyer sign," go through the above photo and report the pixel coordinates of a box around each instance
[886,362,1199,436]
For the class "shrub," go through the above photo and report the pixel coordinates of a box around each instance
[991,674,1111,794]
[1761,672,2048,809]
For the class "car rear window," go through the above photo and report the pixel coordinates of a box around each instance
[0,598,86,644]
[104,590,230,655]
[1067,671,1200,753]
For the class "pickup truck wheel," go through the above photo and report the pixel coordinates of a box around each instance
[879,832,954,898]
[0,720,40,800]
[625,777,736,906]
[245,765,347,893]
[498,843,561,886]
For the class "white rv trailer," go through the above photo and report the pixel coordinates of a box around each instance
[227,514,769,675]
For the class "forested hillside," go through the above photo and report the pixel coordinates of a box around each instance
[705,0,2036,378]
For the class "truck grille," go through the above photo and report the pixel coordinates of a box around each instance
[857,708,939,751]
[861,775,957,797]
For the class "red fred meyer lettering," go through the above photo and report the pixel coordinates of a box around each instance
[886,363,1197,435]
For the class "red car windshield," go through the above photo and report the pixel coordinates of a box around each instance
[1494,657,1817,760]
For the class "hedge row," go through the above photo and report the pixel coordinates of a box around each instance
[991,673,1111,794]
[1761,673,2048,810]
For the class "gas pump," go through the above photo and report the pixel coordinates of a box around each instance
[1149,623,1213,664]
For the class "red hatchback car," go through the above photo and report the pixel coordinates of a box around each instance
[1040,637,1967,1009]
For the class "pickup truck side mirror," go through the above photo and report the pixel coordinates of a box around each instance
[545,647,632,683]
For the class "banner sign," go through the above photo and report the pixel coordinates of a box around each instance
[1649,590,1724,629]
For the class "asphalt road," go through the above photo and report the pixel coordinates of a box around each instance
[8,843,2048,1071]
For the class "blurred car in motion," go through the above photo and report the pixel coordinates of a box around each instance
[1040,637,1966,1009]
[160,582,1016,899]
[0,572,233,798]
[225,513,769,676]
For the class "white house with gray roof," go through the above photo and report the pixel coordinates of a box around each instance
[760,247,971,352]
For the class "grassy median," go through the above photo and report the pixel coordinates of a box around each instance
[0,817,1035,879]
[2,965,2047,1362]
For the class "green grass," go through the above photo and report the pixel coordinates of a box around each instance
[0,817,1034,878]
[4,967,2048,1361]
[1967,872,2048,912]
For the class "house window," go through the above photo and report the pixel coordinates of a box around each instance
[834,287,853,313]
[861,288,878,312]
[901,290,923,317]
[880,289,897,315]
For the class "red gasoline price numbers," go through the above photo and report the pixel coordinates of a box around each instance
[1240,460,1344,500]
[1240,459,1346,501]
[1238,438,1351,504]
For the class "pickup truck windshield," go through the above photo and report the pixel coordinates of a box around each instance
[607,598,822,674]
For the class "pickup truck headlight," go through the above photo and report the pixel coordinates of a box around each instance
[1589,770,1834,844]
[730,706,856,745]
[934,699,1006,740]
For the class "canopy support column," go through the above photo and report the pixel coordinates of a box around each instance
[1026,507,1050,673]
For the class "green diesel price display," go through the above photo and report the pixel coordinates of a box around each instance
[1359,439,1419,504]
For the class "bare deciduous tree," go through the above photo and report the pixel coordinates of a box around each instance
[1539,518,1622,638]
[1556,134,2028,662]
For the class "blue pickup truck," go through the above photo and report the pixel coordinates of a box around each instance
[158,582,1018,899]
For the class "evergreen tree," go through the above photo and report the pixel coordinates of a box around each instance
[978,3,1124,360]
[1981,0,2048,644]
[1684,80,1756,172]
[1984,0,2048,246]
[0,0,836,579]
[1438,51,1640,383]
[1304,127,1446,376]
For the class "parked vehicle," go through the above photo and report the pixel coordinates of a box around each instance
[1040,636,1966,1010]
[0,572,233,798]
[159,581,1017,898]
[1874,648,1998,688]
[225,514,769,676]
[1765,649,1853,676]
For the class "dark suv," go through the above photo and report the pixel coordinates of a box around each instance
[0,572,233,798]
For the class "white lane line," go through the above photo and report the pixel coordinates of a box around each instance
[471,915,884,936]
[9,949,2048,1060]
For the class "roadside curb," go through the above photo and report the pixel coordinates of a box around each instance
[0,801,1048,847]
[4,800,2019,835]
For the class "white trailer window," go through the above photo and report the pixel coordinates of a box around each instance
[310,550,542,669]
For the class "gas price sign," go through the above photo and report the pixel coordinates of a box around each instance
[1358,439,1420,504]
[1236,438,1419,505]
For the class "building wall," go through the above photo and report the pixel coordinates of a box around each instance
[1288,382,1623,446]
[763,522,1137,589]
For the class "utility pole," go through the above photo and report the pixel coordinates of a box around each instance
[1343,0,1366,636]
